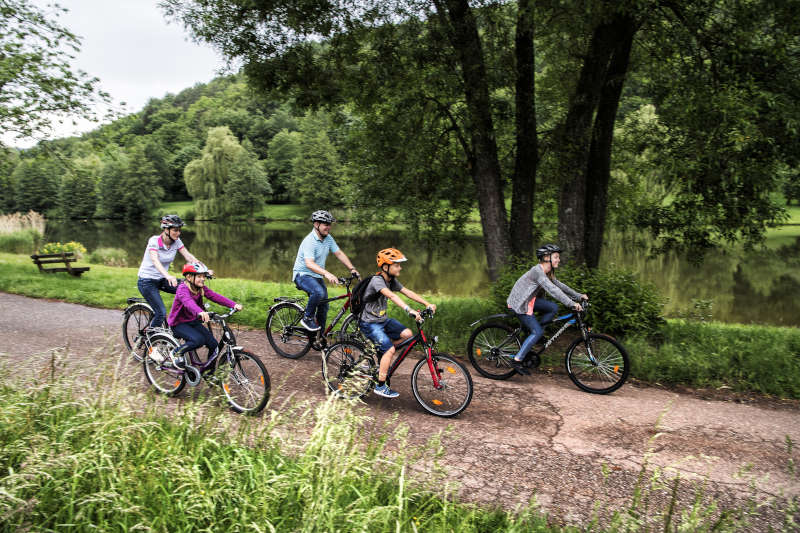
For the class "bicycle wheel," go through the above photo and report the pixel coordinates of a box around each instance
[338,313,363,343]
[142,333,185,396]
[265,302,312,359]
[411,353,473,417]
[466,323,519,380]
[565,333,630,394]
[122,303,153,362]
[219,349,271,414]
[322,341,375,400]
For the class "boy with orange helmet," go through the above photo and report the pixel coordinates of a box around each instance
[358,248,436,398]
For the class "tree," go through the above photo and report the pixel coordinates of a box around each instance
[95,143,164,221]
[224,139,270,217]
[265,128,301,203]
[290,114,345,208]
[0,146,20,212]
[0,0,111,142]
[185,126,266,218]
[58,154,99,218]
[12,155,60,213]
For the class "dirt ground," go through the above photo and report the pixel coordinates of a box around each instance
[1,291,798,530]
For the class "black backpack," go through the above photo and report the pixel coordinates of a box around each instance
[349,275,398,318]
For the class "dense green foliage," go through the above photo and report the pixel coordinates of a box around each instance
[627,320,800,398]
[0,229,39,253]
[490,258,665,338]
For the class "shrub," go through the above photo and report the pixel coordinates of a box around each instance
[490,257,665,338]
[39,241,87,259]
[87,247,128,267]
[0,229,41,253]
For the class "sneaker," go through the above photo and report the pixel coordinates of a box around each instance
[300,316,321,331]
[148,345,166,363]
[373,384,399,398]
[508,358,530,376]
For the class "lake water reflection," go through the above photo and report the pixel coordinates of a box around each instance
[45,220,800,327]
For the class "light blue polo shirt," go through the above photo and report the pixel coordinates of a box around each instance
[292,230,340,281]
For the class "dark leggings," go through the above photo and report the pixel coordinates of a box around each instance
[172,320,218,358]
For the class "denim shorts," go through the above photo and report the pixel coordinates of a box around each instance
[359,318,408,354]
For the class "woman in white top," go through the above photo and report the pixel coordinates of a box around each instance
[136,214,203,329]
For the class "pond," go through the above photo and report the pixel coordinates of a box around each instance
[44,220,800,327]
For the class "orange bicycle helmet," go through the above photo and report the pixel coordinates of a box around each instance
[376,248,407,268]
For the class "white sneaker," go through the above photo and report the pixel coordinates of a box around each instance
[149,345,166,363]
[373,384,399,398]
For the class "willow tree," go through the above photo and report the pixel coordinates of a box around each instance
[184,126,269,219]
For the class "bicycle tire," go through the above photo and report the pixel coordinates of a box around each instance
[338,313,363,343]
[466,323,519,380]
[322,341,375,400]
[219,349,271,414]
[122,303,153,362]
[265,302,312,359]
[411,353,473,418]
[565,333,630,394]
[142,333,185,396]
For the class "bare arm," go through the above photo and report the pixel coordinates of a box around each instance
[333,250,359,277]
[399,287,435,312]
[178,247,198,263]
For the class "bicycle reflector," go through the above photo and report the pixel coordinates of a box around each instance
[446,366,457,374]
[432,399,443,405]
[476,348,482,356]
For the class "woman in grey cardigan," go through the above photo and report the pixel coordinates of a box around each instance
[506,244,588,375]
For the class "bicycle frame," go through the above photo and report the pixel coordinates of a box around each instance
[270,273,358,337]
[383,310,443,389]
[175,311,241,375]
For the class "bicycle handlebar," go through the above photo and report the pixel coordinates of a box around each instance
[209,308,238,321]
[336,271,361,285]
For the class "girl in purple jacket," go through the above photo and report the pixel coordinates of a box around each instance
[165,262,242,369]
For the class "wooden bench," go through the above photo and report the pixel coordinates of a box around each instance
[30,252,90,277]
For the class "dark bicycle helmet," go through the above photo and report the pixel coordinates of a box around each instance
[310,210,336,224]
[160,214,185,229]
[535,243,562,260]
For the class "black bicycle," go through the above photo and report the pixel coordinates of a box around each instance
[466,303,630,394]
[143,309,271,414]
[265,272,361,359]
[321,308,473,417]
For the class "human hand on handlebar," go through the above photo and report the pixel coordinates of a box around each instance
[199,311,210,323]
[324,272,340,285]
[573,302,583,312]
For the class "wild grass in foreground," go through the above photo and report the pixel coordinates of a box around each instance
[0,364,796,532]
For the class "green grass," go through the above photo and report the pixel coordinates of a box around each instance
[627,320,800,398]
[1,370,788,532]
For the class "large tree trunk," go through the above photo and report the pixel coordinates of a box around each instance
[437,0,510,280]
[509,0,537,258]
[584,17,636,268]
[556,12,636,265]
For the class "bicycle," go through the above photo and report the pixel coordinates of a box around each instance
[321,308,473,417]
[142,308,271,414]
[466,303,630,394]
[122,296,217,362]
[265,272,362,359]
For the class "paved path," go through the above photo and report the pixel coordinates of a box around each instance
[1,292,797,529]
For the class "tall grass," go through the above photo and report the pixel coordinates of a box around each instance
[627,320,800,397]
[0,210,45,235]
[1,358,795,532]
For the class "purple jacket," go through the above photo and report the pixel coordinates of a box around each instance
[167,283,237,327]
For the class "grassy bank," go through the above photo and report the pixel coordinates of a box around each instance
[1,370,788,532]
[1,251,799,399]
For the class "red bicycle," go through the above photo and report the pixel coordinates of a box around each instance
[321,308,474,417]
[265,272,361,358]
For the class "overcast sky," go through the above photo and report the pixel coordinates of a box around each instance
[5,0,228,148]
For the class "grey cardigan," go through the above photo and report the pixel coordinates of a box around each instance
[506,264,581,314]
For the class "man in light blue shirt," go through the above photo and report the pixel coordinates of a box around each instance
[292,210,360,331]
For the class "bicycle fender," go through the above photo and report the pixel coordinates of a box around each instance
[469,313,515,327]
[272,296,304,304]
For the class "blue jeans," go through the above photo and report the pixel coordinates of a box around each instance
[359,318,408,356]
[295,275,328,329]
[172,320,218,359]
[515,298,559,360]
[137,277,178,328]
